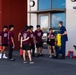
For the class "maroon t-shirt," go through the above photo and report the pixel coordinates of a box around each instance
[35,30,43,43]
[47,32,55,39]
[30,31,35,44]
[21,31,30,45]
[8,31,14,46]
[0,31,8,45]
[19,30,24,39]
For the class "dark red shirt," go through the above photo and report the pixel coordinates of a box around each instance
[47,33,55,39]
[30,31,35,44]
[19,30,24,39]
[8,31,14,46]
[0,31,8,45]
[21,31,30,45]
[35,30,43,42]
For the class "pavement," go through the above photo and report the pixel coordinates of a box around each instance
[0,50,76,75]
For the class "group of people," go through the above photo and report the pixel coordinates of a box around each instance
[0,25,15,61]
[0,21,68,64]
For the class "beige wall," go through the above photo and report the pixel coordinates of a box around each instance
[27,0,37,31]
[66,0,76,56]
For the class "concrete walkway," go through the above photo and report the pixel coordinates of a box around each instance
[0,51,76,75]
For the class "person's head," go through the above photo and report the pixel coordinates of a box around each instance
[29,25,33,31]
[24,26,29,31]
[36,25,41,30]
[3,25,8,31]
[58,21,63,27]
[9,25,14,31]
[49,28,53,33]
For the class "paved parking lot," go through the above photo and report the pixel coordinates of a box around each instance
[0,51,76,75]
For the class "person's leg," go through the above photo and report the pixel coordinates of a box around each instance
[39,47,42,55]
[23,50,26,62]
[53,46,59,59]
[2,46,8,59]
[28,50,32,61]
[52,46,56,56]
[48,45,52,57]
[61,41,66,58]
[36,43,40,56]
[8,45,13,59]
[32,44,35,57]
[39,43,43,56]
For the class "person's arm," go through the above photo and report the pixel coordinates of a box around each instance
[61,27,67,36]
[20,37,23,48]
[61,31,67,36]
[0,36,2,45]
[18,32,21,42]
[22,37,29,41]
[11,37,15,48]
[47,33,50,38]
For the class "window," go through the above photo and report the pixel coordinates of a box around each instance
[38,0,51,10]
[52,13,66,32]
[40,16,49,31]
[52,0,65,9]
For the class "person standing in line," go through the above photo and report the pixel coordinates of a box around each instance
[20,26,34,64]
[29,25,35,57]
[55,21,68,59]
[8,25,15,61]
[18,30,25,42]
[47,28,56,58]
[18,26,25,58]
[35,25,43,57]
[0,26,8,59]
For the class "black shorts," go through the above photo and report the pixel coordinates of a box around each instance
[30,44,35,50]
[48,39,55,46]
[2,44,8,47]
[22,44,30,50]
[36,42,43,48]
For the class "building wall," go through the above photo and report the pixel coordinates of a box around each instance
[0,0,27,49]
[27,0,37,31]
[0,0,2,31]
[66,0,76,56]
[28,0,76,56]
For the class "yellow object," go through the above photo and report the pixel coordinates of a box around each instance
[56,34,61,47]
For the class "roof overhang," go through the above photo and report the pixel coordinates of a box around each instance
[28,9,66,14]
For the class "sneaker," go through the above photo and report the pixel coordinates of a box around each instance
[37,54,40,57]
[40,54,44,57]
[49,55,52,58]
[29,61,34,64]
[0,53,2,59]
[3,55,8,59]
[10,58,15,61]
[23,61,28,64]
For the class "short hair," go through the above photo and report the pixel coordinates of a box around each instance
[9,25,14,29]
[3,25,8,29]
[36,25,40,28]
[59,21,63,25]
[29,25,33,29]
[49,28,53,31]
[24,26,28,31]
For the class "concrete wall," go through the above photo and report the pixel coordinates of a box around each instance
[27,0,37,31]
[66,0,76,56]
